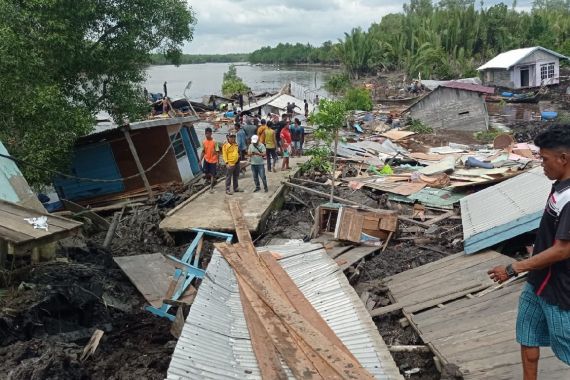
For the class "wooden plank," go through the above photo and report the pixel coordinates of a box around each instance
[335,246,379,270]
[326,245,354,259]
[385,252,466,282]
[259,252,356,361]
[123,128,154,199]
[61,199,110,230]
[370,282,487,317]
[219,244,375,380]
[238,278,288,380]
[423,210,456,226]
[388,254,512,299]
[228,199,253,246]
[238,275,324,380]
[390,255,513,302]
[414,284,523,326]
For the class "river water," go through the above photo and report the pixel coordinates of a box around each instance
[144,63,337,101]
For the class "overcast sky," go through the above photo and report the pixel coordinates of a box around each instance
[184,0,531,54]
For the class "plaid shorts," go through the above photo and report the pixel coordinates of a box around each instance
[516,282,570,364]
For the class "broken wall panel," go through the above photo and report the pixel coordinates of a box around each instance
[408,87,488,132]
[461,167,551,254]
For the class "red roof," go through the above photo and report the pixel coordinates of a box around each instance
[440,81,495,95]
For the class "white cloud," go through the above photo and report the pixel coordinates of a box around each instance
[184,0,535,54]
[184,0,401,54]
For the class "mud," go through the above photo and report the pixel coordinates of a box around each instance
[0,205,184,379]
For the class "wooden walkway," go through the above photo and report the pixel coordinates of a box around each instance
[383,251,570,379]
[160,157,308,233]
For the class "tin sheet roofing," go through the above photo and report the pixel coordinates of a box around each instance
[477,46,568,70]
[167,242,403,380]
[461,167,552,254]
[440,81,495,94]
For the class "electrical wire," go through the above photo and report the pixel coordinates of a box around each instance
[0,142,176,183]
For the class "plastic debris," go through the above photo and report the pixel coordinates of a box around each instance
[24,216,49,231]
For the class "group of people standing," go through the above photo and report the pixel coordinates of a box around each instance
[199,113,305,195]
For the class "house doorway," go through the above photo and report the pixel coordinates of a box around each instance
[170,131,194,182]
[520,67,530,87]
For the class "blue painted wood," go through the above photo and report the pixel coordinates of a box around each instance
[53,143,124,201]
[181,231,204,263]
[464,211,543,254]
[191,228,233,241]
[180,127,201,175]
[146,229,232,321]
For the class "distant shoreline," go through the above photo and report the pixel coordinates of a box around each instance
[149,61,341,70]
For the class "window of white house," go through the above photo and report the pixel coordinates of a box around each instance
[540,63,555,80]
[548,63,555,78]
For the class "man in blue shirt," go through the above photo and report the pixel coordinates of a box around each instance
[235,123,247,173]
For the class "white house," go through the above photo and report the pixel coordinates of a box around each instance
[477,46,568,89]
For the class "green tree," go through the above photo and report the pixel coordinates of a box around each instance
[344,88,373,111]
[221,64,250,97]
[308,99,347,201]
[0,0,195,186]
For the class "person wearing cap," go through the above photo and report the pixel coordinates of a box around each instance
[248,135,268,192]
[222,132,242,195]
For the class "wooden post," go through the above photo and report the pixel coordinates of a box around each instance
[123,128,154,200]
[0,240,7,269]
[330,127,339,203]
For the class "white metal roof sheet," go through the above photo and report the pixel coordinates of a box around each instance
[461,167,552,253]
[167,242,403,380]
[477,46,568,70]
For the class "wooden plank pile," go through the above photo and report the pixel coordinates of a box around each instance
[220,199,375,380]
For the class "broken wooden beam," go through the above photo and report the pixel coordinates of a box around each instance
[369,283,490,317]
[388,345,431,353]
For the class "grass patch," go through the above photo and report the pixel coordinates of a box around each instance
[475,127,502,143]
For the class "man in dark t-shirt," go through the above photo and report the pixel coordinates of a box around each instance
[488,124,570,379]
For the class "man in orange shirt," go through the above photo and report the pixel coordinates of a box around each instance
[200,127,219,193]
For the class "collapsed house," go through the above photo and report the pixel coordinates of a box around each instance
[406,82,494,132]
[478,46,568,89]
[53,115,202,205]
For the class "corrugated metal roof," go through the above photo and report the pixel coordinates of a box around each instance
[461,167,552,254]
[421,77,482,91]
[440,81,495,95]
[167,242,403,380]
[477,46,568,70]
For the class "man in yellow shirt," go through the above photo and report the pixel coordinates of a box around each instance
[257,119,268,144]
[265,121,278,172]
[222,132,242,195]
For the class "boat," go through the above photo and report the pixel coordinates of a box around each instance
[485,91,540,104]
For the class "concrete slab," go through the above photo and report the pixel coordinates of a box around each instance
[160,157,308,233]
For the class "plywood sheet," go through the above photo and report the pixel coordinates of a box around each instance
[114,253,195,308]
[0,199,82,247]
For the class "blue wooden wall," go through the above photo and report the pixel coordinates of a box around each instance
[181,126,202,176]
[54,142,125,201]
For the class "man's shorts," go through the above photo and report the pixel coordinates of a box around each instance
[516,282,570,364]
[292,140,301,150]
[203,161,217,176]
